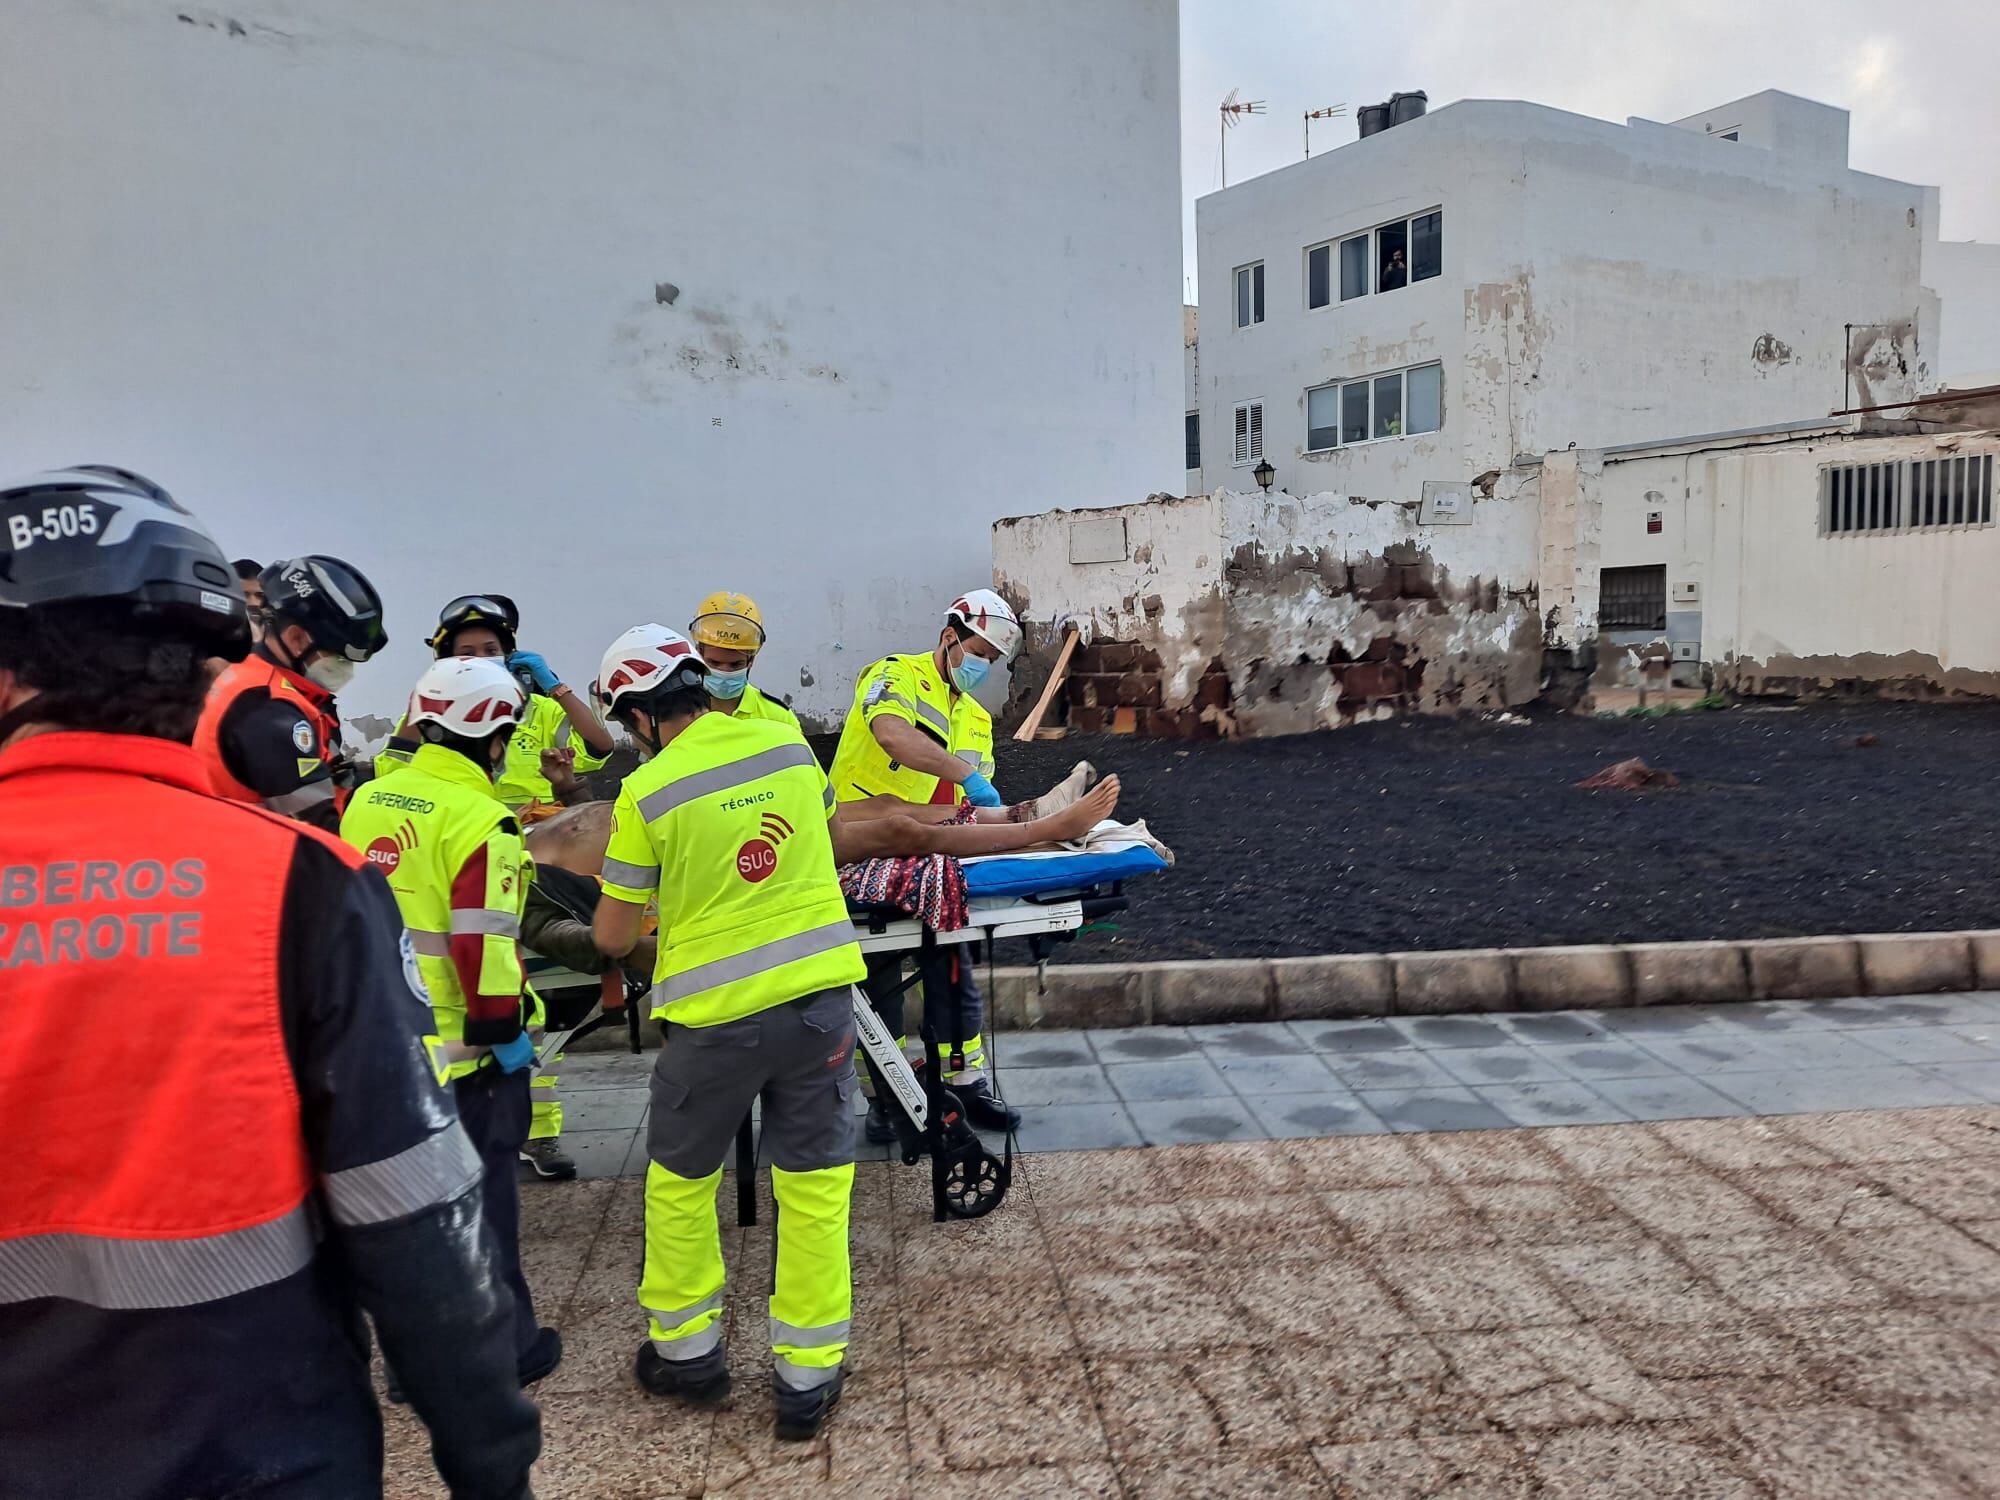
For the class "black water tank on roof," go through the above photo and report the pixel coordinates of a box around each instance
[1357,102,1390,138]
[1389,90,1428,125]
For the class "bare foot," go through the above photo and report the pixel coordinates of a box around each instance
[1041,775,1119,842]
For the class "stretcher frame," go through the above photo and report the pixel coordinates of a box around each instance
[524,887,1130,1223]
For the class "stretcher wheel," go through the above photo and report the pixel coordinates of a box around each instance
[936,1144,1010,1219]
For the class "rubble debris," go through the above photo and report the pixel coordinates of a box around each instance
[1576,757,1680,791]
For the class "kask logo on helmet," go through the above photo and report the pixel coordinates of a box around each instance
[735,812,795,884]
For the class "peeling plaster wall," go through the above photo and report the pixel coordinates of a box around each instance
[0,0,1182,724]
[1579,429,2000,697]
[1195,95,1940,507]
[993,485,1541,736]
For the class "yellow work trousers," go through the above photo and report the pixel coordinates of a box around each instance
[639,1159,854,1388]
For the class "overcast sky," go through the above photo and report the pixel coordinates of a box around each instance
[1179,0,2000,299]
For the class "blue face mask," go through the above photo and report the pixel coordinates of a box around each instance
[949,648,991,694]
[704,668,749,701]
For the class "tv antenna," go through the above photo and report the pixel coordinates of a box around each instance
[1219,89,1265,186]
[1304,104,1347,158]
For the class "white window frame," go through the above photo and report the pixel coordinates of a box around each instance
[1234,261,1264,329]
[1304,239,1336,312]
[1326,208,1443,302]
[1303,361,1444,453]
[1232,400,1264,467]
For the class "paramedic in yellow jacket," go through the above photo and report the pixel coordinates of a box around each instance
[383,594,613,1180]
[689,590,802,731]
[828,588,1024,1140]
[339,655,563,1389]
[590,624,862,1443]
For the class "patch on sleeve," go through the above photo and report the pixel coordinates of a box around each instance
[862,675,892,710]
[399,928,431,1005]
[291,719,316,754]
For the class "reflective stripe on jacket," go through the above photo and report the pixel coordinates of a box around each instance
[601,712,863,1027]
[827,651,994,805]
[339,743,533,1076]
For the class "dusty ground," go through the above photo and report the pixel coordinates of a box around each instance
[385,1106,2000,1498]
[989,703,2000,962]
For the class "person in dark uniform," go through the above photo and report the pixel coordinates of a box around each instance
[195,553,388,828]
[0,466,540,1500]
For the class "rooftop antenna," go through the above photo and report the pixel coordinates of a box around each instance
[1304,104,1347,158]
[1219,89,1265,187]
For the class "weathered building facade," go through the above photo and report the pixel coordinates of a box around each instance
[996,408,2000,737]
[1192,88,1961,510]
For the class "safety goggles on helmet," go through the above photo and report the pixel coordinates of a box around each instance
[428,593,520,656]
[946,587,1022,661]
[261,555,388,662]
[689,590,767,653]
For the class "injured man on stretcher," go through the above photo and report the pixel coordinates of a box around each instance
[523,759,1126,884]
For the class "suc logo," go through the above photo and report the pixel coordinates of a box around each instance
[734,812,794,884]
[366,819,420,874]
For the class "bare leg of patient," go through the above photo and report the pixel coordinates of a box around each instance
[833,777,1119,864]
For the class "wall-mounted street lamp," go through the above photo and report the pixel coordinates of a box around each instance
[1253,458,1275,492]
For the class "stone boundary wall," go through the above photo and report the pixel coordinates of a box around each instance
[570,929,1999,1050]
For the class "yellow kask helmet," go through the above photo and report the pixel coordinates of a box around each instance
[689,591,767,653]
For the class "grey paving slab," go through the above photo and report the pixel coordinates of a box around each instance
[1586,1073,1751,1122]
[1706,1001,1841,1034]
[1325,1050,1466,1091]
[1002,1033,1097,1068]
[1391,1014,1516,1049]
[1764,1030,1925,1071]
[1193,1022,1298,1057]
[999,1063,1117,1106]
[1470,1081,1636,1128]
[1541,1040,1681,1080]
[1247,1093,1392,1139]
[1210,1052,1339,1095]
[1788,996,1991,1029]
[1125,1097,1267,1146]
[1085,1025,1201,1062]
[559,1089,651,1131]
[1104,1057,1232,1102]
[1586,1006,1731,1039]
[1642,1034,1816,1074]
[1846,1025,2000,1064]
[1010,1100,1143,1152]
[1920,1062,2000,1103]
[1430,1046,1573,1087]
[1294,1019,1412,1053]
[1495,1012,1611,1046]
[1356,1087,1518,1134]
[563,1127,644,1181]
[1704,1066,1980,1115]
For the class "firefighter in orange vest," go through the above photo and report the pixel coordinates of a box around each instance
[0,467,538,1500]
[195,553,388,828]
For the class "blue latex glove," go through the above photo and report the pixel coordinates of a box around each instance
[961,771,1003,808]
[506,650,560,694]
[490,1031,537,1074]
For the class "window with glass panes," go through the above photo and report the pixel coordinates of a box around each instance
[1304,362,1443,451]
[1325,211,1442,302]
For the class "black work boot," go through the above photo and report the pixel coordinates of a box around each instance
[773,1366,845,1441]
[518,1326,564,1387]
[954,1079,1022,1133]
[864,1096,899,1145]
[635,1342,732,1406]
[519,1137,578,1181]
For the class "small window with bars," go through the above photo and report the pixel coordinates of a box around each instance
[1823,454,1994,535]
[1233,401,1263,465]
[1599,564,1667,631]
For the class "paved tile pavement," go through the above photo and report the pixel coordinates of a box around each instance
[386,1104,2000,1498]
[547,990,2000,1176]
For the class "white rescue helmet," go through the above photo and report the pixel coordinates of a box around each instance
[595,623,707,713]
[406,656,526,739]
[946,588,1022,660]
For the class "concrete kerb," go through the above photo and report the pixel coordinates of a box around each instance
[566,929,2000,1050]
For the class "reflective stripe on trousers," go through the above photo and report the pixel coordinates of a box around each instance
[640,1162,727,1357]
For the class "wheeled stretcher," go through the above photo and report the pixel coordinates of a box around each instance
[526,836,1167,1224]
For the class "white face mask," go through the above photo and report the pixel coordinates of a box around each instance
[306,656,356,693]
